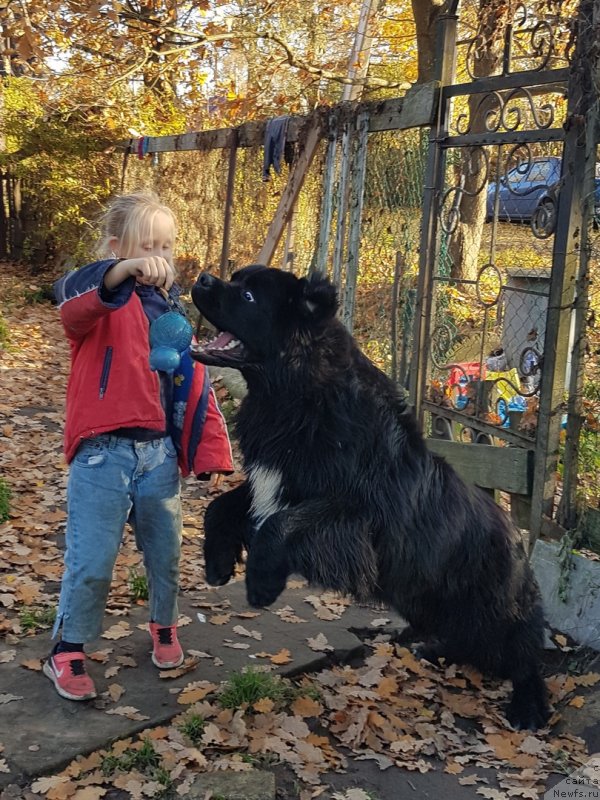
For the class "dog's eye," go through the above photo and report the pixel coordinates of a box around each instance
[242,290,255,303]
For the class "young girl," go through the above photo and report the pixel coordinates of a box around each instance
[46,191,233,701]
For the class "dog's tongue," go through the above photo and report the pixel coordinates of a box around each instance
[209,331,236,350]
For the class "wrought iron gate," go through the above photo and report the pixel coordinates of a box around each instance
[409,0,594,542]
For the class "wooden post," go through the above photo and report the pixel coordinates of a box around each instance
[313,117,338,275]
[257,120,322,266]
[220,128,238,279]
[281,204,297,272]
[409,12,458,419]
[529,0,593,545]
[556,0,599,532]
[391,251,404,383]
[342,0,380,103]
[332,123,352,289]
[0,171,6,259]
[341,110,370,332]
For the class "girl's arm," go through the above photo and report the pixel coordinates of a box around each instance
[54,257,175,340]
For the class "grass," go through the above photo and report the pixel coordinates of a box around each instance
[0,314,9,349]
[0,478,11,523]
[218,668,295,710]
[101,739,175,797]
[128,568,149,602]
[178,713,206,746]
[19,606,56,633]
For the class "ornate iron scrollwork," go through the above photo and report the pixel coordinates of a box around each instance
[452,88,556,137]
[439,147,490,234]
[463,0,567,80]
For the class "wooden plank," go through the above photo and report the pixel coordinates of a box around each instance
[313,132,338,274]
[122,82,439,155]
[425,439,533,495]
[422,401,536,449]
[341,110,370,331]
[256,121,323,266]
[365,82,438,131]
[219,128,238,279]
[332,123,352,287]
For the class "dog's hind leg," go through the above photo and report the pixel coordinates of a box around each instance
[506,667,549,731]
[204,482,252,586]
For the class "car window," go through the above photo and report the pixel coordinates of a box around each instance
[507,163,529,185]
[527,160,553,182]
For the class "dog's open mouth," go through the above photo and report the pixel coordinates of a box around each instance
[190,330,247,365]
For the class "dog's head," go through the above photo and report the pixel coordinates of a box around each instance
[190,265,338,369]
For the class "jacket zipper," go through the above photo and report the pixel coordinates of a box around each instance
[99,346,113,399]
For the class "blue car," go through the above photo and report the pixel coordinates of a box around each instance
[486,155,600,235]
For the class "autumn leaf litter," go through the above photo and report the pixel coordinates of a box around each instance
[0,266,595,798]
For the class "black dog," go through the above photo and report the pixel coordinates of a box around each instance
[190,265,550,731]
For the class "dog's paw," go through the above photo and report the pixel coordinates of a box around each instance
[506,675,550,731]
[204,549,238,586]
[411,641,446,665]
[246,571,287,608]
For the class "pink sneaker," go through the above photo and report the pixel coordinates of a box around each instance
[149,623,184,669]
[43,651,97,701]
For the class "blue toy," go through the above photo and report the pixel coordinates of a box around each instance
[148,311,193,372]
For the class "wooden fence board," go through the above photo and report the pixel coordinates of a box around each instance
[122,82,438,155]
[425,438,533,495]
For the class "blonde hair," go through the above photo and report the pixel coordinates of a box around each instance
[97,190,177,261]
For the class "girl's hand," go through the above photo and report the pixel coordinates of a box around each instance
[104,257,175,291]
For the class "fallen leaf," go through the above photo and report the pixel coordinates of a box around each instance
[178,682,218,705]
[106,683,125,702]
[158,657,200,679]
[0,650,16,663]
[31,775,71,794]
[209,614,232,625]
[21,658,43,671]
[102,623,132,640]
[232,625,262,640]
[307,633,333,652]
[270,648,293,665]
[0,693,23,704]
[105,705,149,721]
[253,697,275,713]
[291,696,323,717]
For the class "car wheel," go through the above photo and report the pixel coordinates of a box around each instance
[531,197,556,239]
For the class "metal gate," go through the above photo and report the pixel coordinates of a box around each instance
[409,0,595,543]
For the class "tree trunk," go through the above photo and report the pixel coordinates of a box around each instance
[0,172,6,260]
[448,0,508,281]
[411,0,447,83]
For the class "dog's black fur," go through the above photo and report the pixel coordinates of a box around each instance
[191,265,550,731]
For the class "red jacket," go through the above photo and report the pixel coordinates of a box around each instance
[54,260,234,477]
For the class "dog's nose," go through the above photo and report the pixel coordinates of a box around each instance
[198,272,215,288]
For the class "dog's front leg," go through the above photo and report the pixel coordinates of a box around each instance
[204,482,252,586]
[245,511,289,608]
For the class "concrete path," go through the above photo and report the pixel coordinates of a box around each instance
[1,576,599,800]
[0,578,403,787]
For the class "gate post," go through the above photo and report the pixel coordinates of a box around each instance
[529,0,595,544]
[409,9,458,421]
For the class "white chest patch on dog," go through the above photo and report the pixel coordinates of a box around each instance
[248,465,283,529]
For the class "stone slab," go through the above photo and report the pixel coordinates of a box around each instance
[188,769,276,800]
[531,539,600,651]
[0,578,403,786]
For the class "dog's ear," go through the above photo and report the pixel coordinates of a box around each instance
[298,273,338,321]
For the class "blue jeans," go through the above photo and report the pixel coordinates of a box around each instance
[52,435,182,643]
